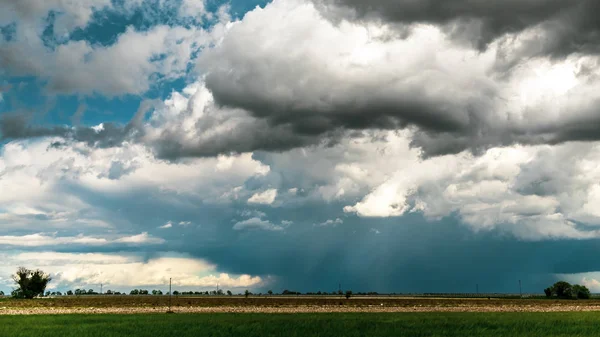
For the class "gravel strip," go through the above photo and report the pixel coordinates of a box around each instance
[3,305,600,315]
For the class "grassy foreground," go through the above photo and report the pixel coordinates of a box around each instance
[1,312,600,336]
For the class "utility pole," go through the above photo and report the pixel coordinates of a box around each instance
[100,284,103,295]
[519,280,522,298]
[168,278,172,313]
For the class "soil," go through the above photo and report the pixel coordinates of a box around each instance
[2,296,600,315]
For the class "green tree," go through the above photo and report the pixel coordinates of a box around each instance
[227,290,232,296]
[11,267,52,299]
[345,290,352,299]
[573,284,591,299]
[544,281,591,299]
[244,289,250,298]
[268,290,273,295]
[553,281,573,299]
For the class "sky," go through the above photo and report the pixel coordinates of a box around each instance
[1,0,600,295]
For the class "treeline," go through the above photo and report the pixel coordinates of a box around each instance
[40,289,375,297]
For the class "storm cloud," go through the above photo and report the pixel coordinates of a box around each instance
[193,0,600,157]
[4,0,600,159]
[4,0,600,295]
[315,0,600,57]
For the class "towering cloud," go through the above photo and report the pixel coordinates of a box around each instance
[196,0,600,157]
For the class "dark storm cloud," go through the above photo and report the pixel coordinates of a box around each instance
[3,0,600,160]
[207,81,470,135]
[151,119,333,160]
[317,0,600,57]
[187,0,600,159]
[0,114,67,139]
[411,114,600,158]
[0,114,134,148]
[0,100,154,148]
[177,210,600,293]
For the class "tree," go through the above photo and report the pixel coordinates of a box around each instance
[267,290,273,296]
[345,290,352,299]
[553,281,573,299]
[244,289,250,298]
[173,290,180,296]
[11,267,52,299]
[573,285,591,299]
[544,281,590,299]
[227,290,232,296]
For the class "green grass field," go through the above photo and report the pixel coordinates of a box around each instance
[1,312,600,337]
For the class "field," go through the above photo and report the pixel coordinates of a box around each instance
[2,297,600,336]
[2,295,600,314]
[2,312,600,336]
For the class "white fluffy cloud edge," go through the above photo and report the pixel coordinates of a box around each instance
[0,252,268,292]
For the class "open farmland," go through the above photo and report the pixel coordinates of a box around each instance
[3,296,600,314]
[3,312,600,337]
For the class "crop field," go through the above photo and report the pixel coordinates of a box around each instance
[2,296,600,314]
[3,312,600,337]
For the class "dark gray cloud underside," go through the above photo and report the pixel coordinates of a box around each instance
[317,0,600,57]
[0,115,136,149]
